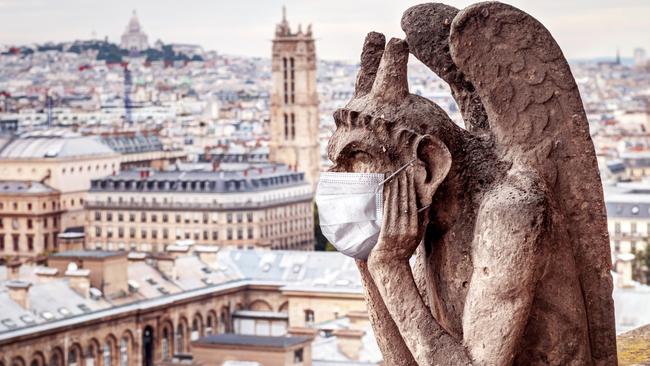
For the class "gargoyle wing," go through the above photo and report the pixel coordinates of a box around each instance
[411,2,616,363]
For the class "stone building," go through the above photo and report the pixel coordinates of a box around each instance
[0,249,378,366]
[0,132,122,258]
[269,8,321,187]
[120,10,149,53]
[85,164,315,252]
[0,182,62,258]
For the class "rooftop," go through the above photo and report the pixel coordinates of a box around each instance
[0,131,116,159]
[50,250,126,259]
[193,333,311,348]
[0,181,57,195]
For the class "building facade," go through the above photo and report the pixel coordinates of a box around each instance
[0,249,375,366]
[0,182,62,258]
[269,8,321,187]
[85,165,315,252]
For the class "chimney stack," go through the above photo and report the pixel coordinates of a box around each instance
[195,246,219,265]
[34,267,59,283]
[333,328,365,361]
[65,268,91,298]
[7,259,21,281]
[7,280,31,309]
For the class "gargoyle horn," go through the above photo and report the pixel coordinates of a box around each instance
[370,38,410,103]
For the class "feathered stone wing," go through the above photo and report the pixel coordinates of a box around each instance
[447,2,616,363]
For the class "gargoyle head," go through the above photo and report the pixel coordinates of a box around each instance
[327,33,455,208]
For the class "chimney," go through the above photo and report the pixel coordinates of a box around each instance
[7,280,31,309]
[195,246,219,265]
[287,326,318,339]
[333,328,365,361]
[7,259,21,281]
[347,310,370,331]
[34,267,59,283]
[154,254,176,280]
[65,268,91,298]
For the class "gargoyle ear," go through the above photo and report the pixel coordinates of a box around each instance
[414,134,452,203]
[354,32,386,97]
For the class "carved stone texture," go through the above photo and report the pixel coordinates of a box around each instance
[326,2,617,365]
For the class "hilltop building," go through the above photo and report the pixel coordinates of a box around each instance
[269,8,321,187]
[120,10,149,53]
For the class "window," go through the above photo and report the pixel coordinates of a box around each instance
[27,219,32,229]
[0,235,4,251]
[614,222,621,234]
[227,229,233,240]
[27,203,32,211]
[176,324,185,353]
[95,212,101,221]
[291,113,296,139]
[284,113,289,139]
[237,213,243,223]
[294,348,304,363]
[162,328,170,360]
[175,214,181,223]
[27,235,33,251]
[247,228,253,239]
[212,231,218,240]
[118,227,124,238]
[163,228,169,239]
[129,228,135,239]
[203,231,208,240]
[227,213,233,223]
[119,337,128,366]
[141,212,147,222]
[631,222,637,234]
[163,214,168,223]
[151,214,157,223]
[237,228,243,240]
[12,234,19,251]
[103,342,112,366]
[95,227,101,237]
[107,213,113,221]
[129,213,135,222]
[304,309,315,326]
[141,230,147,239]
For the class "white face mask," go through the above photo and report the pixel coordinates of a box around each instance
[315,159,428,259]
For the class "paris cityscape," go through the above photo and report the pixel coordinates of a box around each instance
[1,2,650,365]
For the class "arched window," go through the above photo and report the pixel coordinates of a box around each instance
[206,314,214,335]
[67,348,78,366]
[49,354,61,366]
[102,341,112,366]
[85,343,97,366]
[162,328,171,360]
[176,323,185,353]
[283,113,289,139]
[191,318,200,341]
[119,337,128,366]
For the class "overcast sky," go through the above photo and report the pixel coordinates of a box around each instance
[0,0,648,61]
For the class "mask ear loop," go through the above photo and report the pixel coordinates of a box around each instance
[374,158,431,213]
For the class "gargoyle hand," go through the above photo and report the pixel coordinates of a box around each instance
[374,166,426,260]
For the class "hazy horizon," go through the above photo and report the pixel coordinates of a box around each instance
[1,0,648,62]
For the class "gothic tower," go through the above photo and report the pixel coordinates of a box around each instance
[269,7,320,187]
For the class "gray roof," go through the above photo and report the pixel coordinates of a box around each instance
[99,133,164,154]
[0,134,116,159]
[0,181,57,195]
[50,250,126,259]
[193,333,311,348]
[90,165,308,194]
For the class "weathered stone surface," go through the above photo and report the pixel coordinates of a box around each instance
[326,2,617,365]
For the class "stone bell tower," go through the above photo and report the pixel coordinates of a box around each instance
[269,7,320,187]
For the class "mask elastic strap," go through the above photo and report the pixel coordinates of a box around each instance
[376,159,430,214]
[376,158,416,191]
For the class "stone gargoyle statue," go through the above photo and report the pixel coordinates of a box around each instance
[318,2,617,365]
